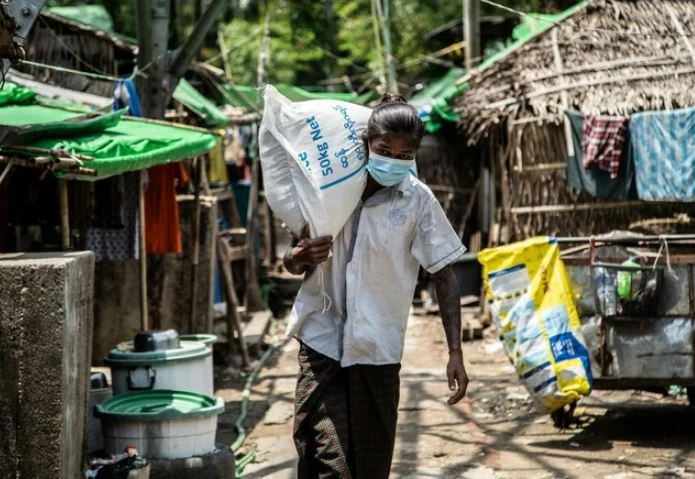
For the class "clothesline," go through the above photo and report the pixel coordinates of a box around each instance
[20,58,150,83]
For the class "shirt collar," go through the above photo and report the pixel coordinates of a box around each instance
[397,176,413,196]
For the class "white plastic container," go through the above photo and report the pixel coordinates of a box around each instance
[105,339,213,396]
[96,390,224,460]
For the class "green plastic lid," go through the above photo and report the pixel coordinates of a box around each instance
[95,390,224,421]
[104,339,211,366]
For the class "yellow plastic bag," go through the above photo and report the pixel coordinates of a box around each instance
[478,236,592,413]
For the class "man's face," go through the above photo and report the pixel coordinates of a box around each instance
[369,134,416,161]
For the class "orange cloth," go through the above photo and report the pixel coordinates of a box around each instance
[145,162,189,254]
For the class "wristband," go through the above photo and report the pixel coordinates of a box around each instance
[449,345,462,354]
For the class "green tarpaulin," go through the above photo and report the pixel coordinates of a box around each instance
[0,82,37,107]
[411,68,466,134]
[173,79,229,127]
[215,82,375,111]
[44,117,217,179]
[3,107,124,144]
[48,5,115,33]
[0,83,217,180]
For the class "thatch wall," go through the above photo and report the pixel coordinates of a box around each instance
[455,0,695,242]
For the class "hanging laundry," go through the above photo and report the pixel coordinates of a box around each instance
[564,111,636,200]
[226,126,250,182]
[86,172,140,261]
[631,107,695,201]
[144,162,189,254]
[113,78,142,117]
[581,113,629,178]
[207,133,229,185]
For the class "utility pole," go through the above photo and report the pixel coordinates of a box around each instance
[370,0,387,92]
[375,0,398,94]
[135,0,170,119]
[133,0,228,331]
[463,0,480,70]
[134,0,171,331]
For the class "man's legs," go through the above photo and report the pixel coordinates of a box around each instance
[346,363,401,479]
[293,343,352,479]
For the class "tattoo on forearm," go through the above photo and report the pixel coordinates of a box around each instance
[433,265,462,351]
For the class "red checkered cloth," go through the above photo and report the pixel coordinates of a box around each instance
[581,115,629,179]
[293,343,400,479]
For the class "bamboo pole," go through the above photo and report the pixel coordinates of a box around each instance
[512,162,566,172]
[511,200,644,215]
[463,0,480,70]
[474,54,692,102]
[217,29,232,80]
[484,66,695,110]
[551,29,574,158]
[243,11,270,313]
[0,159,14,187]
[458,177,480,240]
[189,157,203,334]
[138,170,149,331]
[58,179,70,251]
[244,147,265,312]
[218,236,250,367]
[666,5,695,64]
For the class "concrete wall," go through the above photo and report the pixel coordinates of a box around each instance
[92,196,217,364]
[0,252,94,479]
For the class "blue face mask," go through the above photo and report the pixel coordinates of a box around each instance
[367,151,415,187]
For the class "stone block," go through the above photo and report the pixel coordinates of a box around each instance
[0,252,95,479]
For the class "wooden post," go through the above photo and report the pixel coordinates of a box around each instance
[218,236,250,367]
[244,151,265,312]
[374,0,398,93]
[463,0,480,70]
[268,207,277,265]
[243,12,270,313]
[217,28,232,80]
[138,170,149,331]
[58,179,70,251]
[189,157,203,334]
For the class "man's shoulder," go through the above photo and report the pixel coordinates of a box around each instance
[402,176,437,201]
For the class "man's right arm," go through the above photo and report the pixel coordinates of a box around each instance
[283,234,333,276]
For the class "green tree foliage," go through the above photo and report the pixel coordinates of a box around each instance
[46,0,581,89]
[221,0,579,89]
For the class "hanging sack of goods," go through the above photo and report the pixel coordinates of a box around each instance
[478,237,593,414]
[259,85,371,239]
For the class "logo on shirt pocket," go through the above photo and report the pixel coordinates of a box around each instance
[389,208,407,227]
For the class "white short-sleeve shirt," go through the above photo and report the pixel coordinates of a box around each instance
[287,175,466,367]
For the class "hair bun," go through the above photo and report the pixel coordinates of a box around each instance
[378,92,407,106]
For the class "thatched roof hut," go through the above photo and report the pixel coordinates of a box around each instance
[454,0,695,243]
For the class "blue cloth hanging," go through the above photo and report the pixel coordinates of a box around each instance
[630,107,695,201]
[113,78,142,117]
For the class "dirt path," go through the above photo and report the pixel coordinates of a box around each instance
[216,314,695,479]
